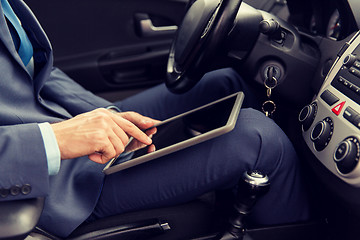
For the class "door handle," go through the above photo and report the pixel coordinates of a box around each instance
[135,13,178,37]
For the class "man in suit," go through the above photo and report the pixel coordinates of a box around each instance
[0,0,310,237]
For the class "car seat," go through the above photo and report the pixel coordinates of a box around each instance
[0,171,327,240]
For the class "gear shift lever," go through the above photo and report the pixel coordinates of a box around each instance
[217,170,270,240]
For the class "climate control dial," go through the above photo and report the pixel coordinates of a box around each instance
[334,137,360,174]
[310,117,334,151]
[299,102,318,131]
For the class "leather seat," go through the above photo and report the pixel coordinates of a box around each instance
[0,197,44,240]
[0,195,221,240]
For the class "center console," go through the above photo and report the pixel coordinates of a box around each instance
[301,31,360,187]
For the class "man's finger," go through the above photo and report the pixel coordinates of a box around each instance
[89,139,117,164]
[119,112,160,129]
[111,124,130,147]
[112,115,152,145]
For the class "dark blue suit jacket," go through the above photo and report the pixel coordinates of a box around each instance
[0,0,113,237]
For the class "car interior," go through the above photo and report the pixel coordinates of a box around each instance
[2,0,360,239]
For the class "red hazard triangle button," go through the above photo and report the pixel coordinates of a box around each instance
[332,101,346,115]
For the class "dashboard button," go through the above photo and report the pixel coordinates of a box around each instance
[349,67,360,78]
[320,90,339,106]
[348,83,355,90]
[351,85,360,94]
[332,101,345,116]
[354,60,360,69]
[353,115,360,129]
[343,107,358,124]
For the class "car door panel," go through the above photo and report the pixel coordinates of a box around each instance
[24,0,189,95]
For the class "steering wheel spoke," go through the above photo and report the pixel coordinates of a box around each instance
[166,0,243,93]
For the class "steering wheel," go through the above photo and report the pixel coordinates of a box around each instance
[166,0,242,93]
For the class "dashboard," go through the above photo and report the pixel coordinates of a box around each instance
[288,0,357,41]
[300,31,360,186]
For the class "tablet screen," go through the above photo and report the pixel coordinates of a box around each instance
[132,95,236,158]
[103,91,243,174]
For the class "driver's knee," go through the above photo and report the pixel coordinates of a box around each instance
[205,107,300,190]
[233,108,310,224]
[231,108,297,174]
[200,68,260,108]
[200,68,243,97]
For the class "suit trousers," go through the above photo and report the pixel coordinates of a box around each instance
[88,68,310,225]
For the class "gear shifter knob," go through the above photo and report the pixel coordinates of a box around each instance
[217,171,270,240]
[236,171,270,214]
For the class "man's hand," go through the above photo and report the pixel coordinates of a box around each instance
[118,112,159,153]
[51,109,159,164]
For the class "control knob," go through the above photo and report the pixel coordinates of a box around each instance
[343,54,357,68]
[334,137,360,174]
[310,117,333,151]
[259,19,283,41]
[259,19,279,35]
[299,103,317,131]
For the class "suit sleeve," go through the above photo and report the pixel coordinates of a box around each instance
[41,67,116,116]
[0,123,49,201]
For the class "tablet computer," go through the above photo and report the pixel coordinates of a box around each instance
[103,91,244,175]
